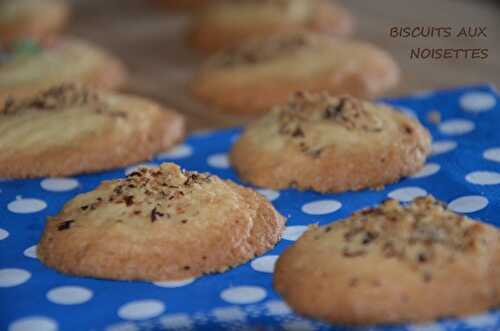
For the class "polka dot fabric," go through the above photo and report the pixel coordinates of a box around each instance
[1,85,500,331]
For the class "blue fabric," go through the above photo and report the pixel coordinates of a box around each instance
[1,84,499,331]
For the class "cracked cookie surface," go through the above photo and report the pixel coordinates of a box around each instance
[274,196,500,324]
[230,92,431,192]
[37,163,286,281]
[0,84,185,178]
[191,32,399,114]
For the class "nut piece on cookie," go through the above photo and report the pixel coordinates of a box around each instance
[0,0,69,46]
[37,163,286,281]
[188,0,354,53]
[191,32,399,114]
[230,92,431,192]
[0,83,185,178]
[274,196,500,325]
[0,37,127,104]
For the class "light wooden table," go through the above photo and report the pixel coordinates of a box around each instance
[68,0,500,131]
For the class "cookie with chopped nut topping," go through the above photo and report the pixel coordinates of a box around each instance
[188,0,354,53]
[37,163,286,281]
[191,32,399,115]
[230,92,431,192]
[0,84,184,178]
[274,196,500,325]
[0,0,69,45]
[0,37,127,104]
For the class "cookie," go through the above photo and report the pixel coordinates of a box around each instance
[0,0,69,45]
[37,163,286,281]
[0,84,185,178]
[191,32,399,115]
[0,38,127,104]
[188,0,354,53]
[274,196,500,325]
[230,92,431,192]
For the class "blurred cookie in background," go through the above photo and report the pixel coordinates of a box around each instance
[191,32,400,115]
[0,38,127,104]
[188,0,354,53]
[0,0,69,46]
[0,84,185,178]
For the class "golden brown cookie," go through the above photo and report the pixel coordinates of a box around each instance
[230,92,431,192]
[0,38,127,105]
[274,196,500,325]
[0,0,69,45]
[191,32,400,115]
[188,0,354,53]
[0,84,184,178]
[37,163,286,281]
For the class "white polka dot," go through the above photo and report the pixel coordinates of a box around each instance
[207,154,230,169]
[8,316,58,331]
[220,286,267,304]
[411,163,441,178]
[153,278,195,288]
[265,300,291,316]
[212,307,246,322]
[125,163,158,175]
[40,178,79,192]
[118,300,165,320]
[159,314,193,329]
[47,286,93,305]
[388,187,427,202]
[256,189,280,202]
[0,228,9,240]
[460,92,496,113]
[301,200,341,215]
[397,106,417,118]
[484,147,500,163]
[462,313,497,327]
[465,171,500,185]
[431,140,457,155]
[282,320,316,331]
[448,196,488,213]
[0,268,31,287]
[24,245,37,259]
[105,322,138,331]
[282,226,308,241]
[251,255,278,273]
[408,323,445,331]
[157,144,193,160]
[439,119,475,135]
[7,197,47,214]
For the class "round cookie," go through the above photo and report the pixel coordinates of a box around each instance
[188,0,354,53]
[37,163,286,281]
[230,92,431,192]
[0,83,185,178]
[274,196,500,325]
[0,0,69,45]
[191,32,399,115]
[0,37,127,104]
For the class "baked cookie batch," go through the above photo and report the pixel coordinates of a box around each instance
[2,0,498,327]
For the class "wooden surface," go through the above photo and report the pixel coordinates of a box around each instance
[67,0,500,132]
